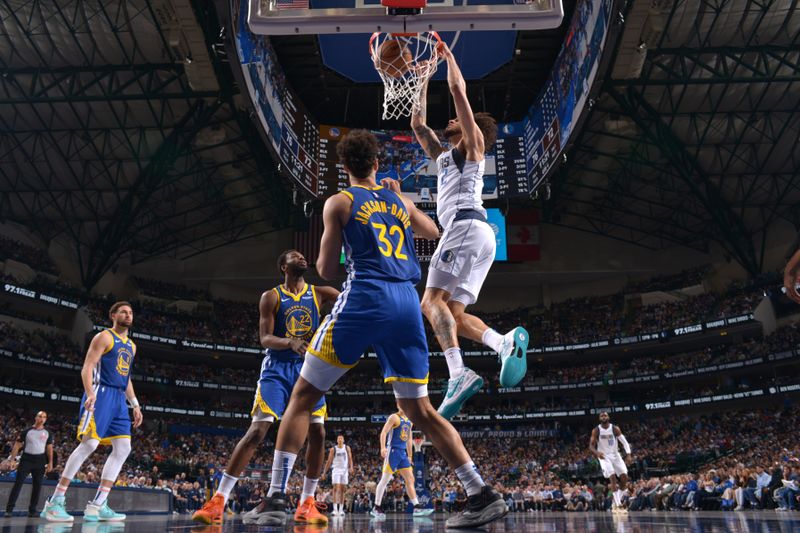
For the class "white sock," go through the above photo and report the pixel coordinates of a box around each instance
[455,462,485,497]
[613,490,621,506]
[481,328,505,354]
[217,472,238,502]
[301,477,318,502]
[92,485,111,506]
[267,450,297,497]
[375,471,392,506]
[52,485,67,499]
[444,347,465,378]
[411,496,419,505]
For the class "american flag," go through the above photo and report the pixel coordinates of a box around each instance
[275,0,309,9]
[293,214,323,264]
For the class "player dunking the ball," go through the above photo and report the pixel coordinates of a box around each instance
[589,411,633,512]
[412,42,530,419]
[192,250,339,526]
[371,404,434,519]
[262,129,508,529]
[322,435,353,516]
[41,302,142,523]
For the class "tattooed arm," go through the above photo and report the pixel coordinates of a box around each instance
[410,78,444,160]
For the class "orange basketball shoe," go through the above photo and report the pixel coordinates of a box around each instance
[192,493,225,524]
[294,497,328,525]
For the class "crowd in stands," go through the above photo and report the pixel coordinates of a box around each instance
[2,406,799,514]
[0,236,59,276]
[2,318,799,406]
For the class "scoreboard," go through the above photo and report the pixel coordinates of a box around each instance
[495,121,529,198]
[318,125,350,197]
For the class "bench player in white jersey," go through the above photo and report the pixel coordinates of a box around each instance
[411,42,530,419]
[322,435,353,516]
[589,412,633,512]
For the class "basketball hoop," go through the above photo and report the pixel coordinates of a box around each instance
[369,31,442,120]
[412,436,425,454]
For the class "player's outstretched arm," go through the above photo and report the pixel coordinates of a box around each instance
[410,78,444,160]
[785,247,800,304]
[317,193,349,280]
[386,182,439,240]
[438,42,484,159]
[81,331,112,412]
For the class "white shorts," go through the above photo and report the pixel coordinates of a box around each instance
[427,218,496,306]
[332,469,348,485]
[599,455,628,478]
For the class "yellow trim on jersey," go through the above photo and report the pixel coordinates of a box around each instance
[108,328,130,345]
[306,318,358,369]
[350,184,382,191]
[340,190,354,202]
[251,385,280,420]
[101,336,115,355]
[312,403,328,420]
[76,413,119,446]
[279,283,308,302]
[311,285,321,314]
[384,373,429,384]
[273,287,281,314]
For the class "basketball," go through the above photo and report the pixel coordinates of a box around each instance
[376,39,412,79]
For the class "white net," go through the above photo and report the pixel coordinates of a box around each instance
[370,32,441,120]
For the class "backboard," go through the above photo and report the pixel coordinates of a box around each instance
[248,0,564,35]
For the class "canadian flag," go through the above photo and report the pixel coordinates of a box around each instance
[507,210,540,261]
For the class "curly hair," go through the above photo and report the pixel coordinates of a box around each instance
[335,129,380,179]
[474,112,498,152]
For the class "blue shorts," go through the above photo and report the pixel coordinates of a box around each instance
[308,279,429,384]
[252,355,327,421]
[77,385,130,445]
[383,448,412,474]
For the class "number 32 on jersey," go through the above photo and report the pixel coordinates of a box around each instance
[371,222,408,260]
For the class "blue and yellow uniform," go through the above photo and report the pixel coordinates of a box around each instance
[77,329,135,445]
[383,414,413,474]
[308,185,429,384]
[252,283,327,421]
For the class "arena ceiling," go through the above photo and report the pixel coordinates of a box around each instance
[1,0,798,288]
[0,0,295,288]
[547,0,800,276]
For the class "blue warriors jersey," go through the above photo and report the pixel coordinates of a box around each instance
[340,185,421,284]
[387,415,413,451]
[266,284,321,361]
[96,329,135,389]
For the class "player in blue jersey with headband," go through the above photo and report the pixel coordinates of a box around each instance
[264,129,508,529]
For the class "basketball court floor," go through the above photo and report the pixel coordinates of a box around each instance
[2,512,800,533]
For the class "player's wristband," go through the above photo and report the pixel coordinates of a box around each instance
[129,398,140,409]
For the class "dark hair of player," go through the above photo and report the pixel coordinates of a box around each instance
[109,301,132,318]
[335,129,380,179]
[474,112,498,152]
[277,249,299,275]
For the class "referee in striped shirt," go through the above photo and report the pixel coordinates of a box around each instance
[4,411,53,517]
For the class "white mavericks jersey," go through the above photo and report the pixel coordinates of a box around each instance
[435,148,487,230]
[597,424,620,457]
[332,444,348,470]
